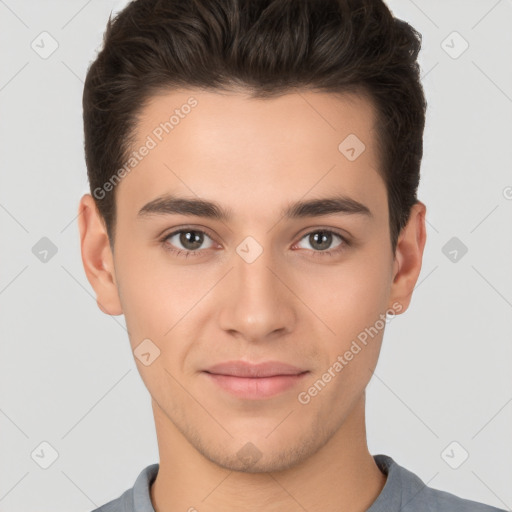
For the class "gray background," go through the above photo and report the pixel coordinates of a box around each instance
[0,0,511,510]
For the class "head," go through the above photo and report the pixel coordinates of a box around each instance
[79,0,427,472]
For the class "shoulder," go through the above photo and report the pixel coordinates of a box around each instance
[372,454,506,512]
[88,463,159,512]
[417,487,507,512]
[88,486,133,512]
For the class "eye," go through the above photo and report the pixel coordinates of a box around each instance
[160,227,350,259]
[161,228,216,257]
[294,229,349,257]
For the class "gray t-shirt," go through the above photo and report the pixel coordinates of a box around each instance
[91,454,506,511]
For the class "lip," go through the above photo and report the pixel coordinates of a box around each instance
[205,360,306,377]
[202,361,309,399]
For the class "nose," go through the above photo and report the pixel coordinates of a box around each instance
[217,246,297,343]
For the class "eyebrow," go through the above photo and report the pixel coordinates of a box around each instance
[137,193,373,221]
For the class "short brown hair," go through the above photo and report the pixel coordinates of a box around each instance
[83,0,426,254]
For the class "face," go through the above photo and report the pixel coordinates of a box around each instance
[80,88,424,473]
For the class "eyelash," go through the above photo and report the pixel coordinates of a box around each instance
[159,227,351,259]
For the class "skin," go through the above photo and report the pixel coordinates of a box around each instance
[78,89,426,512]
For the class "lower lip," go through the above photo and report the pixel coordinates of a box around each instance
[203,372,309,399]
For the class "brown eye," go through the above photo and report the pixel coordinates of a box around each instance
[310,231,335,251]
[297,229,350,256]
[177,230,204,250]
[162,229,215,256]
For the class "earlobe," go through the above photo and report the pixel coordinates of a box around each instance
[77,194,123,316]
[388,201,427,312]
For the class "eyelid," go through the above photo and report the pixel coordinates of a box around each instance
[294,225,352,244]
[161,225,349,243]
[161,224,219,243]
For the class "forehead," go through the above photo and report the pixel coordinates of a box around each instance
[115,88,386,223]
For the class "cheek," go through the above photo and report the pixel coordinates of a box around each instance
[114,250,171,343]
[114,258,196,395]
[298,248,392,390]
[114,250,214,355]
[306,253,392,339]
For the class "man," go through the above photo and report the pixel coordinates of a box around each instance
[78,0,506,510]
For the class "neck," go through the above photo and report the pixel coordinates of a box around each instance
[150,395,386,512]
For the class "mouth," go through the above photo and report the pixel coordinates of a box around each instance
[202,360,309,399]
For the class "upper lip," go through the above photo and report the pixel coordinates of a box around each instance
[204,361,307,378]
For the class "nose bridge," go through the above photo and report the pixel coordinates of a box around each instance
[218,241,295,340]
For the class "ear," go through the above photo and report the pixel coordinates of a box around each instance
[77,194,123,316]
[388,201,427,313]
